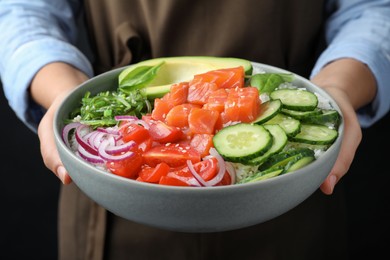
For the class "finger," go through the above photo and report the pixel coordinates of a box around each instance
[37,106,73,184]
[319,89,361,195]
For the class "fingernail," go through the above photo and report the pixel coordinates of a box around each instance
[57,166,67,184]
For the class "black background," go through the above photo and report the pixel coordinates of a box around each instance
[0,83,60,260]
[343,109,390,259]
[0,80,389,259]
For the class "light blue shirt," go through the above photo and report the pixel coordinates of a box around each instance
[1,0,390,132]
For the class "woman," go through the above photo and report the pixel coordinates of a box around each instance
[1,0,389,259]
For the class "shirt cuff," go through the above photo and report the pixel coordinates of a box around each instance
[2,38,93,132]
[311,41,390,128]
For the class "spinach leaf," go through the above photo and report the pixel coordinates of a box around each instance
[250,73,294,94]
[118,62,165,93]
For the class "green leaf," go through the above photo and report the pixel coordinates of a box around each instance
[118,61,165,93]
[250,73,294,94]
[279,73,294,82]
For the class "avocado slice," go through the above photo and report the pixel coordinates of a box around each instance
[119,56,253,99]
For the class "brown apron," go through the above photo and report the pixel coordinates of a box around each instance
[59,1,348,259]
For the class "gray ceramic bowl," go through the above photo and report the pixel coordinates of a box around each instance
[54,62,343,232]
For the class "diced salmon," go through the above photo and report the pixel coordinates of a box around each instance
[187,82,218,105]
[162,82,189,106]
[188,107,220,134]
[213,112,225,132]
[203,88,228,113]
[223,87,261,124]
[151,98,173,121]
[165,103,201,128]
[190,133,214,157]
[189,66,245,89]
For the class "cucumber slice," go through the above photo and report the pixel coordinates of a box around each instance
[270,89,318,111]
[285,142,330,153]
[301,109,341,126]
[253,99,282,125]
[246,124,288,166]
[290,124,338,145]
[283,155,315,173]
[264,113,301,137]
[238,166,284,184]
[258,148,314,171]
[213,123,273,163]
[281,108,322,120]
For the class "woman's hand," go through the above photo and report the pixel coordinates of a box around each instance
[315,87,362,195]
[31,62,89,184]
[311,58,377,195]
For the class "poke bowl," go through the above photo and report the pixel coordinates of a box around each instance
[54,56,344,232]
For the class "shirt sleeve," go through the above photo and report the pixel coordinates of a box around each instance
[0,0,94,132]
[311,0,390,128]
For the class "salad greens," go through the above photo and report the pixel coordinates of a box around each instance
[69,90,152,127]
[69,63,164,127]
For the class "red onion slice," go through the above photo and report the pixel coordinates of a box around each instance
[133,119,150,129]
[77,145,105,164]
[64,121,138,164]
[205,148,227,186]
[98,140,135,162]
[97,126,120,135]
[75,125,98,155]
[117,118,150,130]
[186,160,210,187]
[62,122,81,148]
[225,162,236,185]
[87,131,101,148]
[90,132,106,150]
[105,140,136,155]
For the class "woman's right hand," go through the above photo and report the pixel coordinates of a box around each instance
[31,62,89,184]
